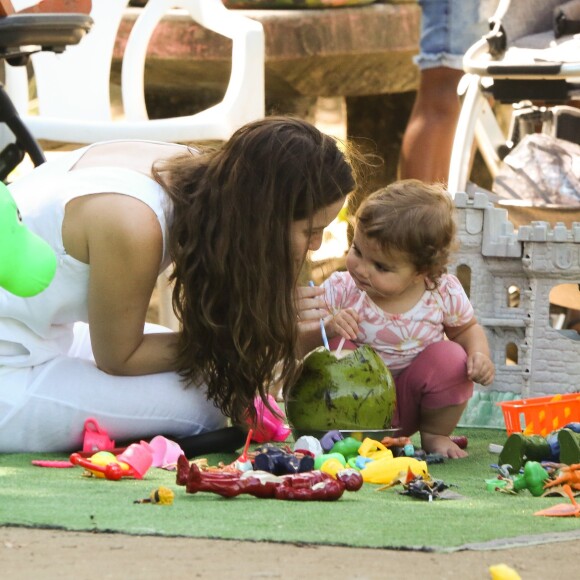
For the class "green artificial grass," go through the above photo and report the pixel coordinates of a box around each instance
[1,428,579,552]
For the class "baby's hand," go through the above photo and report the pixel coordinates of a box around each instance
[467,352,495,386]
[327,308,359,341]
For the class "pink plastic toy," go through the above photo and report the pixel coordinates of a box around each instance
[149,435,184,469]
[82,417,115,453]
[70,441,153,481]
[246,395,291,443]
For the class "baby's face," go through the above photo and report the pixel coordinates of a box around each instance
[345,231,422,303]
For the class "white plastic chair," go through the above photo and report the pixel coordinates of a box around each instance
[4,0,265,329]
[5,0,265,142]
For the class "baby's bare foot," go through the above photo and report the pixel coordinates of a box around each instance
[421,432,468,459]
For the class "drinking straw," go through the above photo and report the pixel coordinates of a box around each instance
[334,290,366,357]
[308,281,330,350]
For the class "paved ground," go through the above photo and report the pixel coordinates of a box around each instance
[2,526,580,579]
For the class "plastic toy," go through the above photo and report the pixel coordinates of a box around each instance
[230,429,254,472]
[543,462,580,494]
[487,461,549,497]
[313,452,346,470]
[0,182,57,297]
[381,435,415,457]
[399,473,454,501]
[330,436,362,460]
[149,435,184,469]
[351,455,373,470]
[319,458,347,478]
[245,395,291,443]
[498,394,580,437]
[358,438,393,462]
[319,430,343,452]
[176,456,363,501]
[512,461,550,497]
[499,423,580,472]
[70,441,153,480]
[489,564,522,580]
[82,417,115,453]
[360,456,429,485]
[134,486,175,505]
[535,482,580,517]
[253,442,314,475]
[293,435,323,457]
[450,435,468,450]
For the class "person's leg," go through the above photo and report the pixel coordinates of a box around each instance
[399,0,494,183]
[399,67,464,183]
[392,340,473,458]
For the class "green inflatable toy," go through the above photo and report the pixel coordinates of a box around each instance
[0,182,57,297]
[286,345,396,435]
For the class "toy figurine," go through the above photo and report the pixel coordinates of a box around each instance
[252,443,314,475]
[499,423,580,472]
[543,462,580,494]
[176,455,363,501]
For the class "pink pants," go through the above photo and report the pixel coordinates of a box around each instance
[330,339,473,437]
[392,341,473,436]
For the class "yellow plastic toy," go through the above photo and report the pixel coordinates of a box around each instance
[489,563,521,580]
[360,456,428,485]
[319,458,346,478]
[358,437,393,462]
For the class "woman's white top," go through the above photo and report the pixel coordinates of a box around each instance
[0,143,171,368]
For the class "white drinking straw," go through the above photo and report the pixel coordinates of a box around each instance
[308,280,331,350]
[334,290,366,357]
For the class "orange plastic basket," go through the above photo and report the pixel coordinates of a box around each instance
[497,393,580,436]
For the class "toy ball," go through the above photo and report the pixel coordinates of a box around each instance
[0,182,56,297]
[286,345,396,435]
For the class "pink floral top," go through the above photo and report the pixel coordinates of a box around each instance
[322,272,474,376]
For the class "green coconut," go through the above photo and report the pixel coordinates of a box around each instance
[286,345,396,434]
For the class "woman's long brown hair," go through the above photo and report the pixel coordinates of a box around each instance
[154,117,356,425]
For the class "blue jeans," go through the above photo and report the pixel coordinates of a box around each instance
[416,0,497,70]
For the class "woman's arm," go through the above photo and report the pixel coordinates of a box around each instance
[295,284,359,357]
[84,194,180,376]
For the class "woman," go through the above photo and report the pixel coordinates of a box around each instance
[0,117,356,452]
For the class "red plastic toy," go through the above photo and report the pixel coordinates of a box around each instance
[176,455,363,501]
[70,441,153,481]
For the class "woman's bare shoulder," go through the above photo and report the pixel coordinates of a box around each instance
[71,141,192,176]
[64,193,163,264]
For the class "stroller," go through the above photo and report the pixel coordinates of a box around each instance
[448,0,580,217]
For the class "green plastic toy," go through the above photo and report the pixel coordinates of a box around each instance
[512,461,550,497]
[0,182,56,297]
[330,437,362,460]
[313,452,347,470]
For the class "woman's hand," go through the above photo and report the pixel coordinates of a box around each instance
[295,283,328,335]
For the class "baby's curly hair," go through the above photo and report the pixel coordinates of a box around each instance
[355,180,458,288]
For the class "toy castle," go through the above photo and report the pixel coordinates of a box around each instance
[451,192,580,428]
